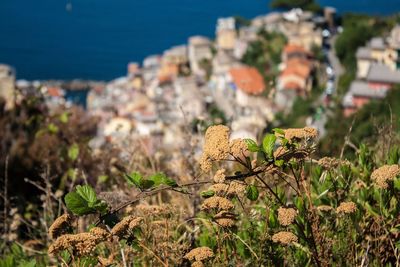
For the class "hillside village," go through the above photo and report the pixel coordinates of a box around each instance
[1,7,400,160]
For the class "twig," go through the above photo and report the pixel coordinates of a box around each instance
[138,241,168,267]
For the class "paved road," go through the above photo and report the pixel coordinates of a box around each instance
[310,34,343,138]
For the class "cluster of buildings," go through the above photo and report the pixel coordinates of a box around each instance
[275,44,315,108]
[0,7,337,161]
[84,8,336,154]
[0,64,16,110]
[343,25,400,116]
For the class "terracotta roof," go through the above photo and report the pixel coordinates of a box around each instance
[284,81,302,90]
[283,44,311,56]
[229,66,265,95]
[281,58,312,78]
[47,87,62,97]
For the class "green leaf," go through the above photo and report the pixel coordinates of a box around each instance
[273,128,285,135]
[67,168,78,181]
[364,202,380,217]
[76,185,97,206]
[18,259,36,267]
[244,139,259,152]
[125,172,142,188]
[149,172,177,187]
[48,123,59,134]
[246,185,259,201]
[97,175,108,184]
[68,143,80,161]
[59,112,69,124]
[262,134,276,158]
[65,192,94,215]
[394,178,400,191]
[140,179,155,190]
[275,159,284,167]
[93,200,108,215]
[201,190,215,198]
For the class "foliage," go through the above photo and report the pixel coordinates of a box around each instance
[320,87,400,157]
[242,29,287,87]
[3,123,397,266]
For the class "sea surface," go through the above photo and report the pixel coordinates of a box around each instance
[0,0,399,80]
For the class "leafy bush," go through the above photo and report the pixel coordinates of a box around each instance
[3,123,399,266]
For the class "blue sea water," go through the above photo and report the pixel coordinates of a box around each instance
[0,0,399,81]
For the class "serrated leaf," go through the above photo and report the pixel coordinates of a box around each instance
[18,259,36,267]
[140,179,155,190]
[244,139,259,152]
[262,134,276,158]
[65,192,94,215]
[125,172,142,188]
[275,159,284,167]
[93,200,108,215]
[273,128,285,135]
[201,190,215,198]
[68,143,79,161]
[76,185,97,206]
[149,172,177,187]
[246,185,259,201]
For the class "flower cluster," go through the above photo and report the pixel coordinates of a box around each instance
[336,201,357,214]
[184,246,214,266]
[230,138,248,158]
[48,214,73,240]
[200,125,230,172]
[48,227,109,256]
[213,169,226,183]
[213,211,236,228]
[201,196,234,211]
[283,127,318,141]
[272,231,298,245]
[111,215,143,239]
[318,157,350,170]
[371,164,400,189]
[209,181,245,197]
[277,207,297,226]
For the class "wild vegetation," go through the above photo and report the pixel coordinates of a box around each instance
[1,96,400,266]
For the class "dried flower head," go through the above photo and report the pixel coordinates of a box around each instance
[283,127,318,141]
[191,261,205,267]
[89,227,110,240]
[336,201,357,214]
[48,230,108,256]
[209,183,229,195]
[317,205,333,212]
[201,196,234,211]
[200,125,230,171]
[111,215,141,238]
[272,231,298,245]
[184,247,214,261]
[128,217,143,230]
[371,165,400,189]
[227,181,246,196]
[48,214,72,240]
[277,207,297,226]
[213,169,226,183]
[214,211,236,228]
[136,204,169,216]
[230,138,248,158]
[199,155,212,172]
[318,157,350,170]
